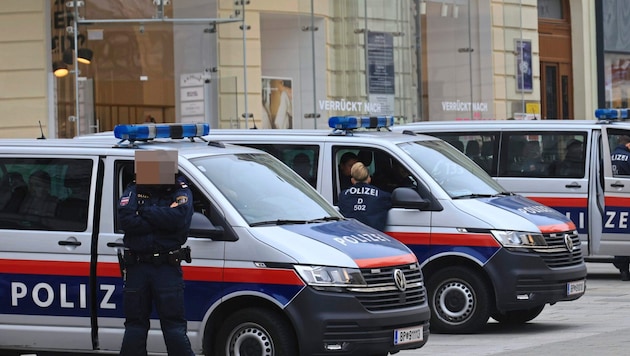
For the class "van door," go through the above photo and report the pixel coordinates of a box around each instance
[96,157,230,353]
[494,130,590,250]
[599,128,630,257]
[0,156,98,351]
[325,144,436,261]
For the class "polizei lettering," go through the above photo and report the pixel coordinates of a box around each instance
[11,282,117,309]
[334,233,391,246]
[345,186,380,196]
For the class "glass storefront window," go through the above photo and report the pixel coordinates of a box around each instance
[49,0,510,137]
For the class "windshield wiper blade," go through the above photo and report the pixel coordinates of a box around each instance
[452,193,496,199]
[250,219,309,227]
[307,216,342,223]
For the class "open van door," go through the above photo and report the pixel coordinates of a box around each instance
[599,127,630,257]
[588,131,603,255]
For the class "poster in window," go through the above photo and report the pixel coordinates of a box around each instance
[515,39,533,92]
[261,77,293,129]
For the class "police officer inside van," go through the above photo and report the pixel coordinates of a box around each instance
[338,161,392,231]
[117,150,194,355]
[611,135,630,281]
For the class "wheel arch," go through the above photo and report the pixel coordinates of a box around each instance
[202,294,298,356]
[422,255,497,310]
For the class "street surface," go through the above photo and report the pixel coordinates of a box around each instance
[398,262,630,355]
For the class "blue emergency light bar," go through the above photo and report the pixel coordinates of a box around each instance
[594,108,629,120]
[114,123,210,141]
[328,116,394,130]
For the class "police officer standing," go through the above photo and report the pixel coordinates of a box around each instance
[118,150,195,355]
[611,135,630,281]
[338,161,392,231]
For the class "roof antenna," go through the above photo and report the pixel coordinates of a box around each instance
[37,120,46,139]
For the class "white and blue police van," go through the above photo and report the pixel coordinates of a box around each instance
[206,116,587,334]
[0,123,430,355]
[394,109,630,265]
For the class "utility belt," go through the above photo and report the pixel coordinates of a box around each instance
[123,246,192,266]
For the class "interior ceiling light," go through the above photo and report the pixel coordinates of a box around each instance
[53,61,69,77]
[77,48,93,64]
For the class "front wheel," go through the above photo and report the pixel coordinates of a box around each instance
[491,305,545,324]
[215,308,297,356]
[426,266,491,334]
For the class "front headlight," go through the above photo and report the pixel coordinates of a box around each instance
[294,265,367,289]
[491,230,547,248]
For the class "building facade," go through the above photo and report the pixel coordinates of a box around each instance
[0,0,602,139]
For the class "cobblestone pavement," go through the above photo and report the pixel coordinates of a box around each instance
[398,262,630,356]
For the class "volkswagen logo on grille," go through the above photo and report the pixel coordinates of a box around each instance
[393,269,407,291]
[564,234,574,252]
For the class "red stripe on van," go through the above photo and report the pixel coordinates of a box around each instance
[0,259,90,276]
[604,196,630,207]
[527,197,587,208]
[387,232,500,247]
[223,267,305,286]
[538,221,576,233]
[354,253,417,268]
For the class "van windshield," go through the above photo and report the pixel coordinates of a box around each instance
[398,140,508,198]
[191,153,341,225]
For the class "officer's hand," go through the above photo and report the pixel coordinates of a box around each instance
[170,202,178,208]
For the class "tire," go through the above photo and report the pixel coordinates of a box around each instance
[426,266,491,333]
[491,305,545,324]
[214,308,297,356]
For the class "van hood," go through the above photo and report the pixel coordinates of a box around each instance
[456,194,576,233]
[252,219,416,268]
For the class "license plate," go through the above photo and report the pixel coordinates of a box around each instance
[394,325,423,345]
[567,279,585,296]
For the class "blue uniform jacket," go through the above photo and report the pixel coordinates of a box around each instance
[612,145,630,176]
[338,182,392,231]
[118,176,193,253]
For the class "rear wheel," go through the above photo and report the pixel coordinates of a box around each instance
[215,307,297,356]
[491,305,545,324]
[426,266,491,333]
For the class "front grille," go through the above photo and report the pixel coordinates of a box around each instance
[535,231,584,268]
[349,263,426,312]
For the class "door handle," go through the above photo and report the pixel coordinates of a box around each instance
[611,183,625,188]
[58,240,82,246]
[107,242,125,248]
[565,183,581,188]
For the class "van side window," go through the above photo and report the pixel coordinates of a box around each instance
[425,133,498,176]
[113,160,221,234]
[501,132,586,178]
[0,158,93,231]
[332,146,417,204]
[233,143,320,188]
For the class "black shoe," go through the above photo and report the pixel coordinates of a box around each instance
[621,271,630,281]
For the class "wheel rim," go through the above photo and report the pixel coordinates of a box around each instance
[434,280,475,324]
[227,322,274,356]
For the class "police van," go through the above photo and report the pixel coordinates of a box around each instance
[0,123,430,355]
[394,109,630,264]
[207,116,587,334]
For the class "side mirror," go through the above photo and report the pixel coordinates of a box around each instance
[189,212,225,239]
[391,187,430,210]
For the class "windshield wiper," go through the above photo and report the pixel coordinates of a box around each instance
[453,192,515,199]
[250,216,342,227]
[306,216,342,223]
[250,219,309,227]
[452,193,496,199]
